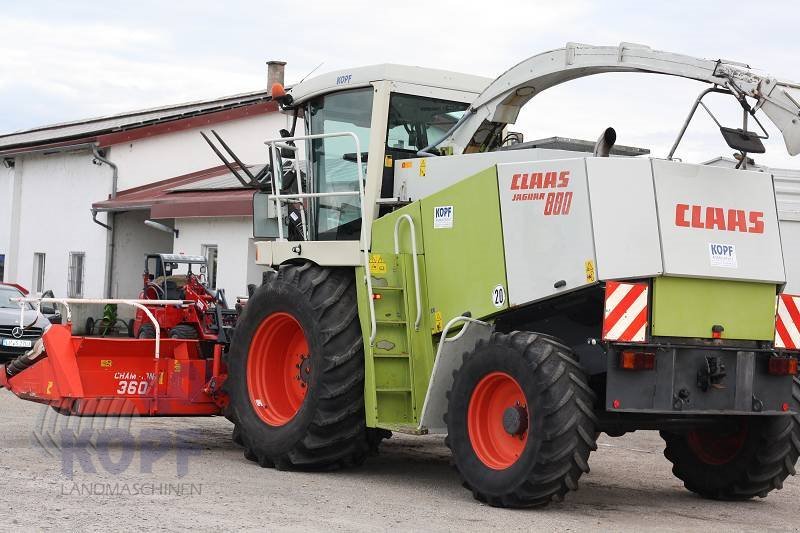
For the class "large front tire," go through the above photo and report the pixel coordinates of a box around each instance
[169,324,199,339]
[445,331,598,508]
[661,376,800,500]
[225,263,371,470]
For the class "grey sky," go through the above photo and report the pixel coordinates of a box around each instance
[1,0,798,167]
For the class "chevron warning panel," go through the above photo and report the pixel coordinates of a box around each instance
[602,281,649,342]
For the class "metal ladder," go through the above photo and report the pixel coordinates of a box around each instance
[363,216,427,430]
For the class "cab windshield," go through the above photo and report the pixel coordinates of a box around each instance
[387,94,469,153]
[306,90,471,240]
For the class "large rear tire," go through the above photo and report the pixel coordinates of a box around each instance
[225,263,372,470]
[445,331,598,508]
[660,376,800,500]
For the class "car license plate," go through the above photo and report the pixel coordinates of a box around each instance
[2,338,32,348]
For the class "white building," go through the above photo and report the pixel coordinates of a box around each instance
[0,77,291,324]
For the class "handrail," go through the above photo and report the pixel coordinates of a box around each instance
[14,297,187,361]
[418,315,491,431]
[268,191,360,200]
[263,131,377,344]
[393,214,422,331]
[434,315,490,361]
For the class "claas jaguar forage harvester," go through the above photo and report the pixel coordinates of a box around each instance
[4,43,800,508]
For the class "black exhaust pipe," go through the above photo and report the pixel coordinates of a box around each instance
[4,338,46,379]
[593,127,617,157]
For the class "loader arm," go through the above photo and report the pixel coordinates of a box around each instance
[447,42,800,156]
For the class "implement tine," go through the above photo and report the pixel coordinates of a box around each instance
[200,131,254,188]
[211,129,258,182]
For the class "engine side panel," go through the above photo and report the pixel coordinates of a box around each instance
[496,159,598,306]
[585,157,663,280]
[419,167,509,324]
[652,159,785,283]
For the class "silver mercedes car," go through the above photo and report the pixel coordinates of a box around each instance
[0,284,51,363]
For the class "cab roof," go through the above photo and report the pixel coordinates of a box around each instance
[148,253,207,264]
[288,63,491,104]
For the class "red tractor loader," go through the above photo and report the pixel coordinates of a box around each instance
[133,254,238,349]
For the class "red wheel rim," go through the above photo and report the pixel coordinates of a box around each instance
[686,424,748,465]
[467,371,529,470]
[247,312,310,426]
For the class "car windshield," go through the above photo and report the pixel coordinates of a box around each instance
[0,287,31,310]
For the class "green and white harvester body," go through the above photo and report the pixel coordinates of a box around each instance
[222,43,800,507]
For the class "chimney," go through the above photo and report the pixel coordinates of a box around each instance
[267,60,287,88]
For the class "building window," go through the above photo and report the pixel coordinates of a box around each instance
[202,245,218,289]
[32,253,46,293]
[68,252,85,298]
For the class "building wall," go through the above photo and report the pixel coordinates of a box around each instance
[0,165,13,280]
[10,150,111,297]
[173,216,263,300]
[110,111,293,191]
[3,106,287,319]
[111,210,174,299]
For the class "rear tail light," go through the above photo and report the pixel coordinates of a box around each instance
[768,356,798,376]
[619,351,655,371]
[602,281,649,343]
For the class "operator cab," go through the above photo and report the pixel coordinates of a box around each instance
[142,253,208,301]
[254,64,490,242]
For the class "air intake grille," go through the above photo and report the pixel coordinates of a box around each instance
[0,326,43,339]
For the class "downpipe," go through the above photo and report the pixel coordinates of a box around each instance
[91,208,111,230]
[91,145,118,298]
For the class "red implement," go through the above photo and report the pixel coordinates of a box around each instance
[1,324,227,417]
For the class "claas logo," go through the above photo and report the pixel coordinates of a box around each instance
[511,170,570,190]
[510,170,573,215]
[675,204,764,234]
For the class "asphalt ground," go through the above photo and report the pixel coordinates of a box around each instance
[0,389,797,532]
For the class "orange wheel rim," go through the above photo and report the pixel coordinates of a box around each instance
[247,312,310,426]
[467,371,528,470]
[687,424,747,465]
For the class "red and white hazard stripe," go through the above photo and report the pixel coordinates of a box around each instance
[775,294,800,350]
[602,281,649,342]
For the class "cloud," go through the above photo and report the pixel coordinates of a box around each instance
[1,0,798,167]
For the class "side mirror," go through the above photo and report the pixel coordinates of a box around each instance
[253,191,281,238]
[41,305,56,315]
[719,127,766,154]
